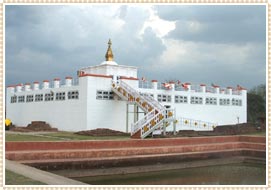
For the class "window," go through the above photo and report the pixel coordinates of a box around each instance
[191,96,203,104]
[175,95,188,103]
[45,93,54,101]
[18,96,25,103]
[158,94,171,103]
[56,92,65,101]
[232,98,242,106]
[35,94,43,102]
[219,98,230,106]
[10,96,17,103]
[96,90,114,100]
[68,91,79,99]
[139,92,154,98]
[26,95,34,102]
[206,97,217,105]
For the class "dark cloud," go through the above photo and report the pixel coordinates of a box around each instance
[5,5,266,90]
[155,5,266,43]
[5,5,164,86]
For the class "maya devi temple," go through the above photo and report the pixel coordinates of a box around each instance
[6,40,247,139]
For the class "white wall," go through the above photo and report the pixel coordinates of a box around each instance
[80,64,138,78]
[85,76,128,132]
[138,87,247,127]
[6,79,88,131]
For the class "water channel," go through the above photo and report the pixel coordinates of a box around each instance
[73,163,266,185]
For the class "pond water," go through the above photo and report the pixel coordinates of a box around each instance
[73,163,266,185]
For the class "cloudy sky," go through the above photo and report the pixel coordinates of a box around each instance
[5,5,266,89]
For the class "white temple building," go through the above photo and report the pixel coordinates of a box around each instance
[6,40,247,138]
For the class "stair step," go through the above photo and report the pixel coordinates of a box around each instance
[6,142,265,161]
[7,136,263,151]
[19,149,265,171]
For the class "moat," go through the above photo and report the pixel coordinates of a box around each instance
[73,163,266,185]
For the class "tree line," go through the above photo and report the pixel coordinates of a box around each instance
[247,84,266,123]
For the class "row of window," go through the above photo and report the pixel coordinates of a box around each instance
[157,94,172,103]
[10,91,79,103]
[96,90,114,100]
[139,92,154,98]
[205,97,217,105]
[190,96,203,104]
[10,90,242,106]
[115,92,240,106]
[220,98,230,105]
[232,98,242,106]
[171,95,241,106]
[175,95,188,103]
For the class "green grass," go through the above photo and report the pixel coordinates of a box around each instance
[5,170,46,185]
[242,131,266,136]
[45,131,130,140]
[5,133,62,142]
[5,131,130,142]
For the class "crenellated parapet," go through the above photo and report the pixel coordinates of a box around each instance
[7,76,78,93]
[138,80,246,96]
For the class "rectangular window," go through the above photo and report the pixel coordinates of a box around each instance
[232,98,242,106]
[10,96,17,103]
[191,96,203,104]
[175,95,188,103]
[96,90,113,100]
[45,93,54,101]
[206,97,217,105]
[139,92,154,98]
[18,96,25,103]
[68,91,79,99]
[26,95,34,102]
[157,94,171,102]
[35,94,43,102]
[219,98,230,106]
[56,92,65,101]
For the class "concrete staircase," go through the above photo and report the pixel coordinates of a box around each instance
[6,136,265,173]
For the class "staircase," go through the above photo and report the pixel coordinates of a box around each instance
[112,80,174,139]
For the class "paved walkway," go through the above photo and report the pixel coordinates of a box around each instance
[5,159,87,185]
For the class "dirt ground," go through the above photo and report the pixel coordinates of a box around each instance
[8,121,129,137]
[75,128,130,136]
[9,121,58,132]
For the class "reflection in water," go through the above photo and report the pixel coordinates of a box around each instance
[73,163,266,185]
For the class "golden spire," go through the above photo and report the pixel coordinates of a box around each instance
[105,39,114,61]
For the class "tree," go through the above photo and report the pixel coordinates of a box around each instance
[247,84,266,123]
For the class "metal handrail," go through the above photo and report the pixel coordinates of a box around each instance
[176,117,217,130]
[118,80,161,111]
[131,110,155,135]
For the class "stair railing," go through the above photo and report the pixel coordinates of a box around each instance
[131,109,155,135]
[177,117,217,131]
[112,79,175,138]
[140,108,175,139]
[113,80,157,113]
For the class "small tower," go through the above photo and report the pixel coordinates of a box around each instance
[105,39,114,61]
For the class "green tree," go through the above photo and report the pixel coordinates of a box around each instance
[247,84,266,123]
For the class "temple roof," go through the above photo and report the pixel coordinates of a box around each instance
[101,39,118,66]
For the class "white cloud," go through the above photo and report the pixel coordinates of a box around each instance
[5,5,266,89]
[140,6,175,38]
[152,39,262,68]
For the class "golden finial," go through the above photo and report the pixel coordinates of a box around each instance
[105,39,114,61]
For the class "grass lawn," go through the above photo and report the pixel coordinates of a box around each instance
[5,131,130,142]
[5,170,46,185]
[242,131,266,136]
[5,130,265,142]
